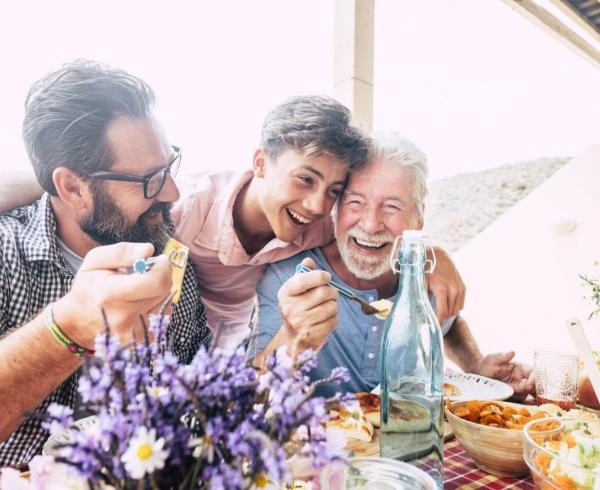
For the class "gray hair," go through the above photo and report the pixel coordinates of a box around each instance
[23,60,155,195]
[260,95,369,172]
[369,131,428,221]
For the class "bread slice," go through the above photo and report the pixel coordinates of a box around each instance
[443,382,461,397]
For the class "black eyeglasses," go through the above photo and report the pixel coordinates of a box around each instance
[84,145,182,199]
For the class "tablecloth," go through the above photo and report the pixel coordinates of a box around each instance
[443,438,534,489]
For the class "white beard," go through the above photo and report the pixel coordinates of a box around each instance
[334,224,395,280]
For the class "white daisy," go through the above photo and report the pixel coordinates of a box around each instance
[121,427,168,479]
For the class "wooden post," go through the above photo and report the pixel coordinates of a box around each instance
[334,0,375,128]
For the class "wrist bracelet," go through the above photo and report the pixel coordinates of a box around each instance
[44,302,95,357]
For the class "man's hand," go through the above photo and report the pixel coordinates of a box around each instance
[53,242,174,349]
[473,352,535,402]
[277,257,338,353]
[427,246,465,324]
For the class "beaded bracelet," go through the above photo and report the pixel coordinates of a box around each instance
[44,302,95,357]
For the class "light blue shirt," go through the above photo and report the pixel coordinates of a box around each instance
[252,248,456,397]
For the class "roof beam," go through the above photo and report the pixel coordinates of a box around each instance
[546,0,600,46]
[501,0,600,68]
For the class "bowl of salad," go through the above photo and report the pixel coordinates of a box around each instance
[524,416,600,489]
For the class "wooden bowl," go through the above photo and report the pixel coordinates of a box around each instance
[445,401,548,477]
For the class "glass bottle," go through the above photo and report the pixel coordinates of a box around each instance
[380,230,444,489]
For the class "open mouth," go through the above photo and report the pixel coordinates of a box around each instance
[144,210,164,226]
[286,208,313,226]
[351,237,389,251]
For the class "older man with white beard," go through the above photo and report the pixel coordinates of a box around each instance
[252,132,535,400]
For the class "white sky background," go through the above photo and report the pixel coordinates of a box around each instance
[0,0,599,181]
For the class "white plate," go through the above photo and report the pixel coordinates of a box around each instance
[43,415,98,457]
[370,372,514,401]
[443,372,513,401]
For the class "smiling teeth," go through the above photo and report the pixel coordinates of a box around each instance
[355,238,386,249]
[288,209,312,225]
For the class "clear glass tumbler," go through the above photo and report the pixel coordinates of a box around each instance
[534,350,579,410]
[319,457,437,490]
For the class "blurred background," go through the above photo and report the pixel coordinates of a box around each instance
[1,0,598,180]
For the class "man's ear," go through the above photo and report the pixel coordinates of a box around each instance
[252,148,267,178]
[52,167,93,211]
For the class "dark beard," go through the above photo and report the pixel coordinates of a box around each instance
[81,186,174,253]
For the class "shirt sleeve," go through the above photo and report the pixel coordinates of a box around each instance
[247,264,289,359]
[440,314,458,336]
[427,292,458,336]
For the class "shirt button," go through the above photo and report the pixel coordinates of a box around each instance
[372,326,378,332]
[368,352,375,359]
[180,336,186,343]
[368,295,375,302]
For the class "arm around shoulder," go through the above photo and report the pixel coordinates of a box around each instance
[427,246,465,324]
[0,170,43,212]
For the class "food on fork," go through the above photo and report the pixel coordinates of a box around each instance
[369,299,393,320]
[161,238,189,304]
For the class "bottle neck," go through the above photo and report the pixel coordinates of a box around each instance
[397,238,428,300]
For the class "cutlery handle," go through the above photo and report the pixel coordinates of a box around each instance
[295,263,356,300]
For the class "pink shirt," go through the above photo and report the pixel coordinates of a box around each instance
[172,170,333,347]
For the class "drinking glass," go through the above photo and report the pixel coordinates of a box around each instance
[534,350,579,410]
[320,457,437,490]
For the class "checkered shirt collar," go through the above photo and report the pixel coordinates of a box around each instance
[21,193,65,264]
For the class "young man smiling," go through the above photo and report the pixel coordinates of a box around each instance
[174,97,465,346]
[252,133,535,400]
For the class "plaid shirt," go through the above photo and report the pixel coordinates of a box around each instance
[0,194,212,465]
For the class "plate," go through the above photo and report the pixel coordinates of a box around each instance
[42,415,98,457]
[443,372,514,401]
[370,372,514,401]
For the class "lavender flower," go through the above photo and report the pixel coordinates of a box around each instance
[40,317,348,489]
[43,403,74,436]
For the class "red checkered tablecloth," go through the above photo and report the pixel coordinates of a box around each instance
[443,438,534,489]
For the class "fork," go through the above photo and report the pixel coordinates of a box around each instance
[295,263,385,316]
[119,249,187,274]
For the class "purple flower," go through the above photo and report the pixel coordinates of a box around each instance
[40,314,345,489]
[328,367,350,384]
[43,404,73,435]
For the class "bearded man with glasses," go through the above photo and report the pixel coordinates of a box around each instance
[0,61,211,465]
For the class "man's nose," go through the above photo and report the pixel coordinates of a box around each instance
[303,192,326,217]
[359,208,383,234]
[156,175,180,204]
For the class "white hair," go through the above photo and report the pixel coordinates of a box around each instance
[368,131,428,221]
